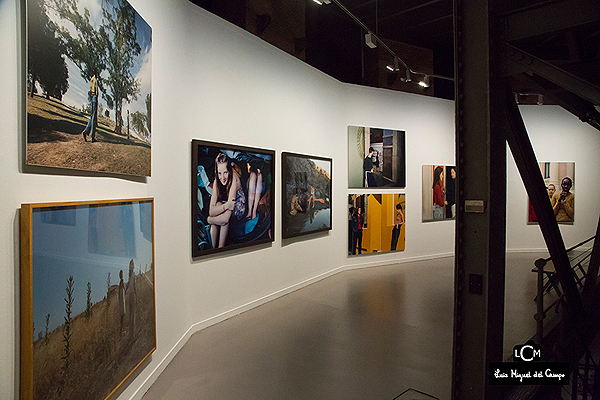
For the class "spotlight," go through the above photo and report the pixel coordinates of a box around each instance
[402,68,412,82]
[419,75,430,88]
[386,57,399,72]
[365,32,377,49]
[312,0,330,4]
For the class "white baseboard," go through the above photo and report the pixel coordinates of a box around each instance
[130,264,345,399]
[343,251,455,270]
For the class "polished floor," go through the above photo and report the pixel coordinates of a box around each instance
[143,253,542,400]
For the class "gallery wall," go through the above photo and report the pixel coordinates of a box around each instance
[2,0,600,399]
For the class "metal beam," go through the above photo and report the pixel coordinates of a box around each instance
[582,216,600,309]
[503,42,600,106]
[452,1,506,399]
[503,0,600,42]
[514,74,600,132]
[502,83,585,322]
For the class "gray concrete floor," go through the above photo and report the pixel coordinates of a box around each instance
[143,253,542,400]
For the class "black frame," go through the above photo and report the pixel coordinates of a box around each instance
[281,152,332,239]
[192,140,275,257]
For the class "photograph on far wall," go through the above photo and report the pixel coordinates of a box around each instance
[348,125,406,188]
[528,162,575,224]
[20,198,156,400]
[26,0,152,176]
[422,165,456,222]
[192,140,275,257]
[348,193,405,256]
[282,152,332,239]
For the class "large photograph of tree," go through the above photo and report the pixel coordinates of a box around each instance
[20,199,156,400]
[26,0,152,176]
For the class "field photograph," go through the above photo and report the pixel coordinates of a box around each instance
[25,200,156,400]
[26,0,152,176]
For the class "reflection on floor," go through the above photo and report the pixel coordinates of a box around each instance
[143,253,542,400]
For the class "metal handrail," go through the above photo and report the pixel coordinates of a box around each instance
[533,235,597,343]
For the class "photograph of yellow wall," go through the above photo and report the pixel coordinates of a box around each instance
[348,193,405,255]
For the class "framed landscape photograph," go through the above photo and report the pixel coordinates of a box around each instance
[26,0,152,176]
[422,165,456,222]
[192,140,275,257]
[20,198,156,400]
[348,193,406,256]
[528,162,575,224]
[282,152,332,239]
[348,125,406,188]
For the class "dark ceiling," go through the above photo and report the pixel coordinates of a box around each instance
[191,0,600,114]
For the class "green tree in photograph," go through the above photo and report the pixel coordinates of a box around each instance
[45,313,50,345]
[106,272,111,307]
[145,93,151,133]
[63,276,74,374]
[86,282,92,320]
[101,0,142,135]
[27,0,69,99]
[48,0,107,88]
[131,111,147,135]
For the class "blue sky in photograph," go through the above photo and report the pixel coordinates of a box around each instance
[312,159,331,176]
[31,201,153,336]
[44,0,151,132]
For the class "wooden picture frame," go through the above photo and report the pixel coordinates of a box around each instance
[20,198,156,400]
[192,140,275,257]
[281,152,332,239]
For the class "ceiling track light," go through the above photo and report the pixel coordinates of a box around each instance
[386,57,399,72]
[321,0,452,84]
[365,32,377,49]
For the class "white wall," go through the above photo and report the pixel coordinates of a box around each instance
[2,0,600,399]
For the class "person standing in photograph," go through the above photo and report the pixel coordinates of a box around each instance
[125,259,136,341]
[363,148,375,187]
[351,207,363,255]
[81,74,99,142]
[445,167,456,218]
[551,177,575,222]
[391,203,404,251]
[432,166,445,220]
[348,205,354,254]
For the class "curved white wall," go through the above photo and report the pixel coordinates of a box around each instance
[1,0,600,399]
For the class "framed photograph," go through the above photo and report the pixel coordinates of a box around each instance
[422,165,456,222]
[348,125,406,188]
[192,140,275,257]
[528,162,575,224]
[282,152,332,239]
[26,0,152,176]
[20,198,156,400]
[348,193,405,255]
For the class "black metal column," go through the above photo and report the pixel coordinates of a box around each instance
[452,1,506,399]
